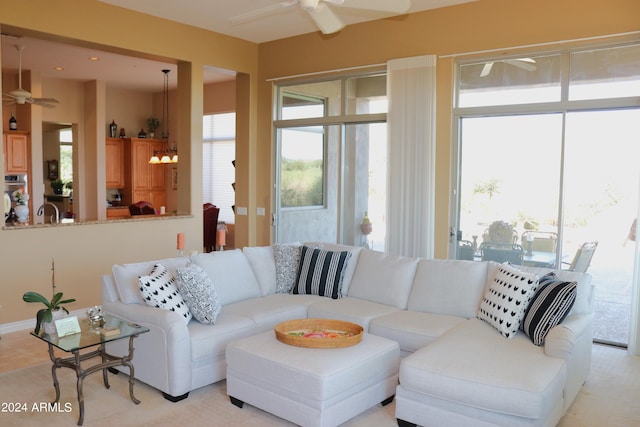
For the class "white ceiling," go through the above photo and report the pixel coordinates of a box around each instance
[2,0,475,93]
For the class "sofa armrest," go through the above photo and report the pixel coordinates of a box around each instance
[102,295,193,398]
[544,313,592,360]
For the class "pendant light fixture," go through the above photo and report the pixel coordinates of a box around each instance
[149,69,178,164]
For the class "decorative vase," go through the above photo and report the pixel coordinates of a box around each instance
[14,204,29,223]
[42,309,65,335]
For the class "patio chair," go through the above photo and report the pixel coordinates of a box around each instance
[564,241,598,273]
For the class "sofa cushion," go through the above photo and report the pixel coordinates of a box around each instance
[369,310,466,354]
[190,250,262,306]
[113,257,190,304]
[243,246,276,296]
[308,297,400,330]
[304,242,363,296]
[273,243,302,294]
[291,246,352,299]
[477,263,539,338]
[408,259,488,318]
[347,249,418,309]
[521,272,577,346]
[399,318,567,420]
[138,263,192,324]
[188,312,257,363]
[223,294,323,333]
[175,263,221,324]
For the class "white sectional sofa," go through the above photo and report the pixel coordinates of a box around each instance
[101,242,593,427]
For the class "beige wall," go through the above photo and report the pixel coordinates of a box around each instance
[0,0,258,326]
[0,0,638,328]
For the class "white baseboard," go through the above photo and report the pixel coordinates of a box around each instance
[0,308,90,335]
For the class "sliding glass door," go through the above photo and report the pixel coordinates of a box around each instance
[563,109,640,344]
[452,42,640,347]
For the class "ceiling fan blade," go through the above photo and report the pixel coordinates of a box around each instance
[229,1,298,24]
[307,3,345,34]
[31,97,60,104]
[337,0,411,14]
[28,99,57,108]
[504,59,537,72]
[480,62,494,77]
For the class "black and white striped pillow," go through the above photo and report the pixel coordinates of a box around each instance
[521,272,577,346]
[292,246,352,299]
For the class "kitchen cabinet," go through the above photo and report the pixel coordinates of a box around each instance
[106,206,131,219]
[122,138,166,209]
[3,131,30,174]
[106,138,124,189]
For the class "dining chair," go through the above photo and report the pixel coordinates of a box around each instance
[479,243,524,265]
[203,203,220,253]
[521,231,558,253]
[129,201,157,216]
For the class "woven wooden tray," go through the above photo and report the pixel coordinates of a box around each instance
[274,318,364,349]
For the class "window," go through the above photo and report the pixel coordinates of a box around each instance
[203,113,235,223]
[274,72,387,247]
[59,128,73,191]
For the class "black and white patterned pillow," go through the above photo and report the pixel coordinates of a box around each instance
[274,243,302,294]
[477,263,538,338]
[176,263,221,324]
[291,246,352,299]
[138,264,192,324]
[521,272,577,346]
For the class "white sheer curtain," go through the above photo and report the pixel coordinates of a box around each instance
[386,55,437,258]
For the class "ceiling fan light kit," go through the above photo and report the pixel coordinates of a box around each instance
[229,0,411,35]
[2,45,60,108]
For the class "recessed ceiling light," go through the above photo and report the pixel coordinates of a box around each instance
[89,56,100,61]
[54,66,64,71]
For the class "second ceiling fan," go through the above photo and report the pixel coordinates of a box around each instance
[230,0,411,35]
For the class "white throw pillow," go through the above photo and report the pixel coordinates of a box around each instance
[477,263,538,339]
[176,263,221,324]
[138,264,192,324]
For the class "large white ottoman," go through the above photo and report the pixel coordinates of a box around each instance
[226,330,400,427]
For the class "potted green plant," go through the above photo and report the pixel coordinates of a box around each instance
[51,179,65,195]
[23,259,76,335]
[147,117,160,138]
[23,291,76,335]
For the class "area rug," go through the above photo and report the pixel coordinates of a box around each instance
[0,344,638,426]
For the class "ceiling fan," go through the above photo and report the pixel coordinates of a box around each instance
[2,45,60,108]
[480,58,537,77]
[229,0,411,35]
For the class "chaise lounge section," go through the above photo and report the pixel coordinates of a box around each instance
[101,242,593,426]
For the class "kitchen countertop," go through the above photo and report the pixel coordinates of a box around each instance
[2,213,193,230]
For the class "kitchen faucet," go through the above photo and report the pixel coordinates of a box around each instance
[37,202,60,224]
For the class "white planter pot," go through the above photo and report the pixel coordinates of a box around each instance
[42,309,65,335]
[14,204,29,223]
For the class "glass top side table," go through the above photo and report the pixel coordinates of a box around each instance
[30,314,149,426]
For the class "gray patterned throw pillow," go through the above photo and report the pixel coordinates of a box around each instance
[175,263,221,324]
[274,243,302,294]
